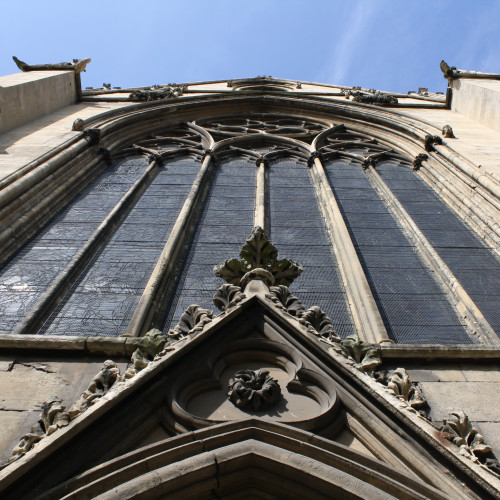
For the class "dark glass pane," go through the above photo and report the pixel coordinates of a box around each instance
[269,158,355,338]
[324,158,473,344]
[38,157,200,336]
[163,157,256,330]
[377,161,500,336]
[0,156,148,334]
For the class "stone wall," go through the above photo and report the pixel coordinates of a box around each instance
[0,71,76,134]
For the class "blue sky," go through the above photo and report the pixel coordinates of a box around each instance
[1,1,499,93]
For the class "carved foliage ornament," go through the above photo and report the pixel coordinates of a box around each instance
[8,301,216,463]
[213,284,246,312]
[228,369,282,411]
[214,226,303,287]
[376,368,430,419]
[440,411,500,474]
[351,91,398,106]
[335,334,382,373]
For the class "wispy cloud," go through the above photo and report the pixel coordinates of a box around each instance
[320,1,377,85]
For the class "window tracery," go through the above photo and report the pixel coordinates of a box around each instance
[0,113,498,346]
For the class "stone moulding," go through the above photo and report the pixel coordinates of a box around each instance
[227,369,282,411]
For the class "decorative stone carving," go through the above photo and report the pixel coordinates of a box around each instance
[266,285,305,317]
[125,329,168,378]
[83,128,101,145]
[12,56,91,73]
[362,157,375,170]
[424,134,443,152]
[213,284,246,312]
[412,153,428,171]
[351,91,398,105]
[129,86,185,102]
[299,306,340,342]
[440,60,456,78]
[336,334,381,373]
[228,369,281,411]
[38,400,70,436]
[439,411,500,473]
[377,368,430,419]
[168,304,213,342]
[9,400,69,462]
[99,147,113,165]
[214,226,303,287]
[307,151,323,168]
[442,125,455,138]
[72,118,85,131]
[68,360,121,418]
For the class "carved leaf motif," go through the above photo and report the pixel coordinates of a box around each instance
[168,304,213,342]
[383,368,430,419]
[299,306,339,342]
[213,284,246,312]
[214,227,303,287]
[125,329,168,378]
[440,411,492,458]
[68,360,121,418]
[213,258,247,286]
[338,334,381,373]
[266,285,305,317]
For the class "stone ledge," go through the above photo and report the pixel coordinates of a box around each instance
[380,344,500,359]
[0,334,141,356]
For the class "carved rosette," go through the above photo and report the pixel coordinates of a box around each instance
[228,369,282,411]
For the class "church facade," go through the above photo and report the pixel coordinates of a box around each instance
[0,58,499,498]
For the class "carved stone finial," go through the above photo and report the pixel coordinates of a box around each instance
[336,333,381,373]
[125,329,168,378]
[83,128,101,145]
[440,60,457,78]
[228,369,281,411]
[442,125,455,138]
[214,226,303,288]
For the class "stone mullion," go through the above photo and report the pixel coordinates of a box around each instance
[254,159,268,231]
[125,153,216,337]
[13,157,162,336]
[309,156,392,344]
[365,165,500,345]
